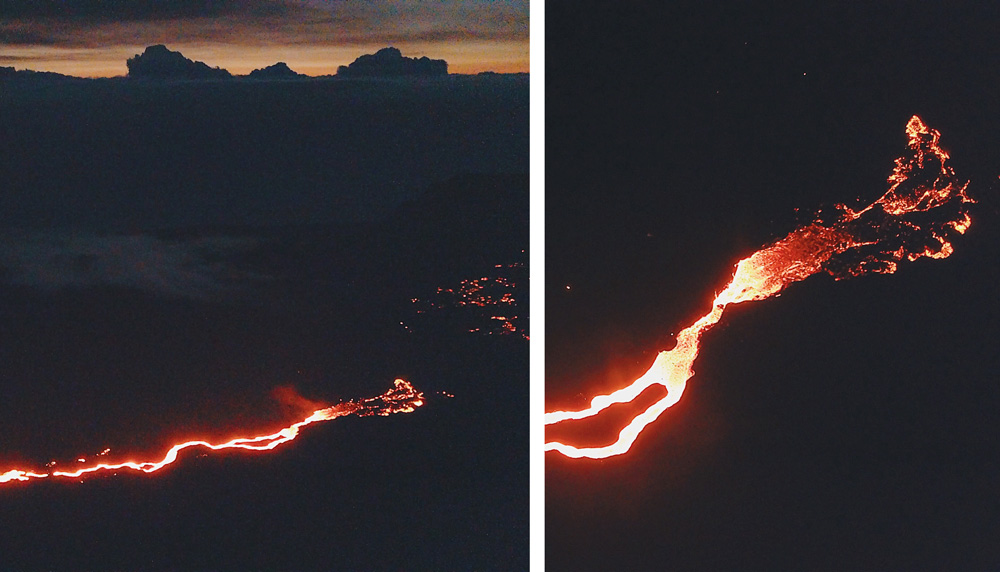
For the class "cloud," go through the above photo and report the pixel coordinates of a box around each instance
[312,0,529,44]
[0,0,293,23]
[0,231,269,300]
[0,53,39,62]
[0,47,111,64]
[0,0,528,48]
[0,21,66,45]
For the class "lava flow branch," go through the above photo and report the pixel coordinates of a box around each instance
[546,116,974,459]
[1,379,424,484]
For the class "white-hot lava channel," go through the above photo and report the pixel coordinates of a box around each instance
[2,379,423,484]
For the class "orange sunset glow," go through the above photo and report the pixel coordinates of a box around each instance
[1,41,529,77]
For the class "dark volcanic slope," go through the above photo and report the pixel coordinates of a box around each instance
[0,76,529,570]
[0,172,529,570]
[0,74,528,231]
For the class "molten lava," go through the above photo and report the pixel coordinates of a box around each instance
[1,379,424,484]
[546,116,974,459]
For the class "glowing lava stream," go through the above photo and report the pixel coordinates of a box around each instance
[1,379,424,484]
[546,116,974,459]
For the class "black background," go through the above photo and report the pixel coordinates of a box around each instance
[547,2,1000,570]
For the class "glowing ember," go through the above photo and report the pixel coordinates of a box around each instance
[1,379,424,484]
[406,259,529,339]
[546,116,974,459]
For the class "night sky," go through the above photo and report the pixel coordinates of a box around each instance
[0,0,529,76]
[547,2,1000,570]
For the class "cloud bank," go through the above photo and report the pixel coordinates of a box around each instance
[0,231,268,300]
[0,0,528,47]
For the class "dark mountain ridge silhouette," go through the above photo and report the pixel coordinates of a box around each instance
[126,44,232,79]
[1,47,522,82]
[247,62,304,79]
[0,66,77,81]
[337,47,447,77]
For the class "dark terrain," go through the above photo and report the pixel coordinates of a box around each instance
[0,73,528,570]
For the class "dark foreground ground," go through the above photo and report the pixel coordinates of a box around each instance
[0,175,529,569]
[0,75,528,570]
[1,334,527,571]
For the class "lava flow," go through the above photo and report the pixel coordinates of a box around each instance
[1,379,424,484]
[546,116,974,459]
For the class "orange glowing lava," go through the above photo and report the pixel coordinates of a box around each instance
[1,379,424,484]
[546,116,973,459]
